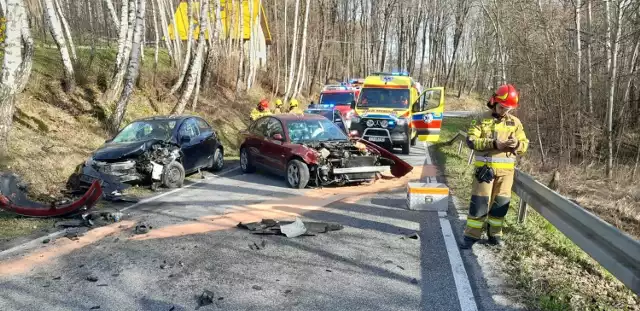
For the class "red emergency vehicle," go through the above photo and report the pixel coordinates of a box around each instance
[317,83,360,129]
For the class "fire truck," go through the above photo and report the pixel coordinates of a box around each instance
[313,82,361,129]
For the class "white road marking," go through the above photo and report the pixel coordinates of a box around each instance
[0,166,241,258]
[423,142,478,311]
[440,216,478,311]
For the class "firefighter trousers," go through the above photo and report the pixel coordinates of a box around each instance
[464,168,515,239]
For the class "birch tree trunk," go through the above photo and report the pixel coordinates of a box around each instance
[104,0,120,32]
[53,0,76,61]
[16,0,33,92]
[110,0,146,134]
[234,0,244,94]
[0,0,30,155]
[43,0,75,93]
[575,0,582,111]
[113,0,130,73]
[605,0,625,178]
[292,0,310,98]
[586,0,593,115]
[170,0,195,95]
[156,0,174,65]
[170,0,183,67]
[151,0,160,84]
[309,0,326,95]
[284,0,300,101]
[172,0,208,115]
[107,0,136,101]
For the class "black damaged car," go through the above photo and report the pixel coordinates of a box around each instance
[75,116,224,192]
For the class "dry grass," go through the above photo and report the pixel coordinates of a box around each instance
[444,92,486,112]
[435,117,638,311]
[518,157,640,240]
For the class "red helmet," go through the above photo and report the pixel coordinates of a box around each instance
[490,84,519,109]
[259,99,269,110]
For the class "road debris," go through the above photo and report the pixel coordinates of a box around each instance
[86,275,99,282]
[52,276,61,280]
[280,218,307,238]
[65,227,89,240]
[196,290,215,309]
[134,222,151,234]
[237,218,343,237]
[97,284,108,287]
[402,233,420,240]
[0,172,102,218]
[410,278,418,284]
[90,306,100,310]
[252,285,263,290]
[248,241,266,251]
[42,238,50,244]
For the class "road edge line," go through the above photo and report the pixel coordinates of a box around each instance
[0,166,240,258]
[439,215,478,311]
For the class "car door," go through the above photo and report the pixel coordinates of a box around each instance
[246,117,269,166]
[178,118,201,172]
[332,110,348,134]
[261,117,289,175]
[196,117,218,168]
[410,87,445,142]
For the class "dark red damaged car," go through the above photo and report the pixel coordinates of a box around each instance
[240,113,413,188]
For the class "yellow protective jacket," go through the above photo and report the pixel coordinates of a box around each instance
[250,108,272,121]
[273,107,283,114]
[466,112,529,170]
[288,107,304,115]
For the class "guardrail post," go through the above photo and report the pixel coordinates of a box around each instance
[457,140,463,155]
[467,150,474,165]
[517,199,528,223]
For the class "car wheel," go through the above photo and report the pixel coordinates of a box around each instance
[210,147,224,171]
[162,161,185,189]
[286,159,310,189]
[402,135,411,155]
[240,147,255,173]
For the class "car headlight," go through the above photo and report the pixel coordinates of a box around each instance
[380,120,389,128]
[397,118,408,126]
[352,116,361,123]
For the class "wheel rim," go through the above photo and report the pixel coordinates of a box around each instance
[167,166,181,184]
[287,164,299,186]
[216,150,224,167]
[240,150,248,170]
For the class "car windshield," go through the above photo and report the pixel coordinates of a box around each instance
[319,92,355,106]
[357,88,410,109]
[112,120,177,143]
[287,118,347,143]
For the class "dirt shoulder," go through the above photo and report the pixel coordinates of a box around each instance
[435,117,638,311]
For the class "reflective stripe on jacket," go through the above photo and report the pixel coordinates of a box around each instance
[466,112,529,170]
[250,109,272,121]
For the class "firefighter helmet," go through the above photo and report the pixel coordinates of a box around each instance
[490,84,519,109]
[289,98,299,108]
[275,99,283,107]
[259,99,269,110]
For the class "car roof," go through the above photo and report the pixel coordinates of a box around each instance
[273,113,327,121]
[135,115,196,122]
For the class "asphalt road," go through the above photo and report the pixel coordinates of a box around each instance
[0,143,520,311]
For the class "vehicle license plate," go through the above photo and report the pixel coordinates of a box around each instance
[368,137,385,142]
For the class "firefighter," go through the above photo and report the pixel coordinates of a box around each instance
[459,84,529,250]
[288,98,304,114]
[273,99,284,114]
[250,99,272,121]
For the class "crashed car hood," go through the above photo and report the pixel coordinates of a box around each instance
[92,140,165,161]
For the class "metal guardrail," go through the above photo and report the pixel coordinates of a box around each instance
[447,129,640,295]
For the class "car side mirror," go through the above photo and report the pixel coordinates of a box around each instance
[350,100,356,109]
[272,133,283,141]
[180,136,191,144]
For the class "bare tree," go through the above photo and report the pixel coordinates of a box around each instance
[284,0,300,101]
[0,0,31,155]
[104,0,120,31]
[53,0,76,61]
[109,0,146,134]
[43,0,75,93]
[170,0,195,95]
[172,0,209,115]
[293,0,311,97]
[106,0,136,101]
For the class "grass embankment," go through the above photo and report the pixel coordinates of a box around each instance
[444,92,486,112]
[435,118,638,311]
[0,45,282,241]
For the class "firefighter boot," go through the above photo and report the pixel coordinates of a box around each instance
[488,235,505,249]
[459,236,479,249]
